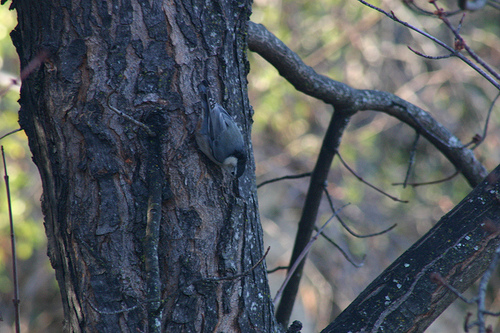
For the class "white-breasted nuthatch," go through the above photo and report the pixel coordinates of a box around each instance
[195,81,246,178]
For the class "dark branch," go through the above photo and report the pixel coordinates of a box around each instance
[322,187,397,238]
[274,206,348,304]
[247,21,488,187]
[275,109,351,327]
[323,164,500,332]
[393,170,460,187]
[2,147,21,333]
[337,152,408,203]
[257,172,312,188]
[358,0,500,90]
[0,128,23,141]
[403,132,420,188]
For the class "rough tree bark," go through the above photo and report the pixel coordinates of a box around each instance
[9,0,500,331]
[323,165,500,332]
[10,0,277,332]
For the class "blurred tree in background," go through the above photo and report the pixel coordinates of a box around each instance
[0,0,498,332]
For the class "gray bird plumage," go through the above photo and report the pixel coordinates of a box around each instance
[195,81,246,178]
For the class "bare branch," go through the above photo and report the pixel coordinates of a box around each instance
[393,170,460,187]
[428,1,500,83]
[275,109,351,327]
[403,0,462,16]
[358,0,500,90]
[337,152,408,203]
[257,172,312,188]
[107,91,156,137]
[267,265,289,274]
[467,91,500,150]
[403,132,420,188]
[408,45,455,60]
[247,21,488,187]
[313,226,365,268]
[324,165,500,332]
[2,147,20,333]
[273,205,349,304]
[322,187,397,238]
[0,129,22,141]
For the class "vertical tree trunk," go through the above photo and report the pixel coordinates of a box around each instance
[10,0,277,331]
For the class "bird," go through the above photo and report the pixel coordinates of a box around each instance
[195,80,246,178]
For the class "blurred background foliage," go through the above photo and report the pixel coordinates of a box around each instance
[249,0,499,332]
[0,0,498,332]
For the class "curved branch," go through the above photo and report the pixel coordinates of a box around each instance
[247,21,488,187]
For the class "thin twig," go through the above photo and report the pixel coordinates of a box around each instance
[358,0,500,90]
[2,146,20,333]
[456,13,464,35]
[429,1,500,83]
[465,312,473,332]
[467,91,500,150]
[313,226,365,267]
[483,310,500,316]
[20,50,49,81]
[0,50,49,97]
[403,0,462,16]
[204,246,271,282]
[403,132,420,188]
[473,244,500,332]
[408,46,455,60]
[461,134,484,149]
[392,170,460,187]
[430,244,500,333]
[337,152,409,203]
[273,205,348,304]
[322,187,397,238]
[0,128,22,141]
[86,296,139,315]
[106,91,156,137]
[257,172,312,188]
[267,265,289,274]
[430,272,474,303]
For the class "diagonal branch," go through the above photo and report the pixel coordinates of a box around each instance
[336,152,408,203]
[359,0,500,90]
[322,164,500,333]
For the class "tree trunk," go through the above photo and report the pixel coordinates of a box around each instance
[11,0,277,331]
